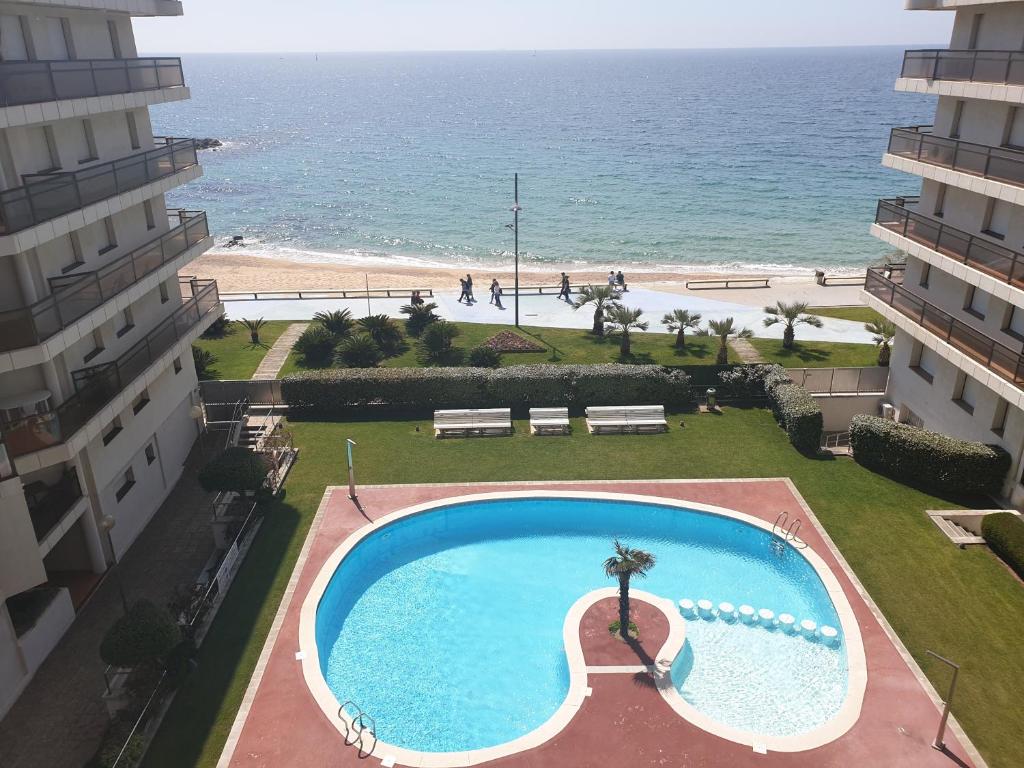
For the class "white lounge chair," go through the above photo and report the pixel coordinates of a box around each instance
[529,407,570,435]
[585,405,668,434]
[433,408,513,438]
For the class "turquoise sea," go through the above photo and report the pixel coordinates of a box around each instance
[152,47,936,274]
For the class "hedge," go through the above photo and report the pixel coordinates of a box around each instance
[198,447,272,493]
[982,512,1024,579]
[282,364,691,415]
[849,414,1011,496]
[749,363,823,454]
[100,599,181,669]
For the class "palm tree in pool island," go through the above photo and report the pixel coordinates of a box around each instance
[573,284,619,336]
[603,540,656,640]
[699,317,752,365]
[763,301,823,349]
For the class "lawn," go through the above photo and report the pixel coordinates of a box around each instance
[143,409,1023,768]
[749,338,880,368]
[808,305,885,325]
[192,320,294,380]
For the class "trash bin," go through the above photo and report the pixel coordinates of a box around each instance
[815,269,825,286]
[706,388,717,409]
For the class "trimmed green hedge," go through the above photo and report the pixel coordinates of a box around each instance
[198,448,272,493]
[982,512,1024,579]
[100,599,180,669]
[282,364,691,415]
[756,364,822,454]
[850,414,1011,496]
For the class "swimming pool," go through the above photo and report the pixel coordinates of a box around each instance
[303,491,864,759]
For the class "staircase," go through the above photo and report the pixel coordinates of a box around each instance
[238,406,281,449]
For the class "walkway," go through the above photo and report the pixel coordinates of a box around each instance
[0,435,219,768]
[729,337,766,363]
[251,322,308,380]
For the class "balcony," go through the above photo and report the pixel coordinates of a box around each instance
[0,58,184,108]
[24,469,83,544]
[901,49,1024,86]
[0,210,209,353]
[0,279,219,458]
[865,266,1024,388]
[874,197,1024,289]
[0,138,198,236]
[887,126,1024,189]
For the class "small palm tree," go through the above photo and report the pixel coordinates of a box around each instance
[662,309,703,349]
[358,314,404,355]
[866,318,896,366]
[314,309,354,339]
[763,301,823,350]
[604,305,649,357]
[238,317,267,345]
[698,317,753,365]
[603,540,656,640]
[400,302,440,337]
[573,285,619,337]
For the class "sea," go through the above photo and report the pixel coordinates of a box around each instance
[151,47,938,276]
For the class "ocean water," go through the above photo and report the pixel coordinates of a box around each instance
[315,497,847,752]
[152,48,935,274]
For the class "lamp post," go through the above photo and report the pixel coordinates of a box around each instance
[505,173,522,328]
[99,514,130,614]
[345,438,357,500]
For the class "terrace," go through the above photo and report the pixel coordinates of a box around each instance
[0,57,185,108]
[887,126,1024,190]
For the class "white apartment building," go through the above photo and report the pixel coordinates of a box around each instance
[866,0,1024,506]
[0,0,219,716]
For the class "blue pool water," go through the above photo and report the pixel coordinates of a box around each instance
[315,497,848,752]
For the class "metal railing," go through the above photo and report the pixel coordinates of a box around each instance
[902,49,1024,86]
[0,279,220,458]
[26,468,82,542]
[0,137,198,235]
[787,367,889,395]
[0,211,209,352]
[865,266,1024,388]
[888,126,1024,188]
[0,57,184,107]
[874,197,1024,288]
[199,379,284,407]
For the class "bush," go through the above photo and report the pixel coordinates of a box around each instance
[850,415,1011,496]
[100,599,181,669]
[198,447,272,493]
[982,512,1024,579]
[200,314,231,339]
[400,302,440,337]
[292,325,335,367]
[335,334,384,368]
[282,364,691,415]
[468,346,502,368]
[358,314,405,355]
[768,383,823,454]
[313,309,354,339]
[88,715,147,768]
[419,320,461,364]
[717,364,778,400]
[191,346,218,381]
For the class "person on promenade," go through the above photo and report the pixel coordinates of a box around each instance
[410,290,424,306]
[458,277,470,304]
[491,279,504,309]
[465,274,475,303]
[616,270,627,291]
[558,272,571,302]
[608,270,617,287]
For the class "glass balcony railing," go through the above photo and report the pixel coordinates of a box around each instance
[0,279,220,459]
[0,137,198,235]
[0,210,209,353]
[874,197,1024,289]
[902,49,1024,86]
[25,468,83,543]
[0,57,184,108]
[865,266,1024,388]
[888,126,1024,189]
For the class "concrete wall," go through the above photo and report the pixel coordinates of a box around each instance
[813,394,886,433]
[0,475,46,597]
[949,4,1024,50]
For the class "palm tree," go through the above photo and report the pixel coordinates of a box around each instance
[313,309,354,339]
[763,301,823,350]
[358,314,404,355]
[698,317,753,365]
[603,540,656,640]
[604,305,649,357]
[866,318,896,366]
[400,302,440,336]
[662,309,703,349]
[573,285,619,336]
[238,317,267,345]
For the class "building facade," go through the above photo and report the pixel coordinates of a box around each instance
[0,0,219,716]
[866,0,1024,506]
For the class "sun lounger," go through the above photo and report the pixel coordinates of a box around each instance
[585,406,668,434]
[529,407,571,435]
[433,408,513,438]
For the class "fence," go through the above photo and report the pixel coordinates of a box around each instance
[787,367,889,395]
[200,379,283,407]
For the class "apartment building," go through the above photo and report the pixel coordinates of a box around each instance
[866,0,1024,506]
[0,0,219,716]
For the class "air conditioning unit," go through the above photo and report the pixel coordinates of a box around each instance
[881,403,896,421]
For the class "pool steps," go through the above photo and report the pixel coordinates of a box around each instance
[678,597,839,646]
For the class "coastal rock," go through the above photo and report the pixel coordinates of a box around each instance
[196,138,223,150]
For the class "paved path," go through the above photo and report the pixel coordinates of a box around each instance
[0,436,219,768]
[729,337,766,363]
[251,323,308,380]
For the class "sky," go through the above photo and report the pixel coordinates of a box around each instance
[135,0,955,54]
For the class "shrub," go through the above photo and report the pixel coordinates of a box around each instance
[313,309,354,339]
[768,383,823,454]
[191,346,218,381]
[198,447,272,493]
[100,599,181,669]
[419,320,461,365]
[468,346,502,368]
[200,314,231,339]
[850,415,1011,496]
[717,364,778,400]
[982,512,1024,579]
[400,302,440,337]
[88,715,147,768]
[358,314,405,355]
[335,334,384,368]
[292,325,335,367]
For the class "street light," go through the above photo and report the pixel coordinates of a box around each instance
[505,173,522,328]
[99,514,130,614]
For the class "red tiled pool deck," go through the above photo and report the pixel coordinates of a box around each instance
[219,480,980,768]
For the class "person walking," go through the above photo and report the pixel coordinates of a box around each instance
[458,277,469,304]
[491,279,504,309]
[465,274,475,303]
[557,272,571,302]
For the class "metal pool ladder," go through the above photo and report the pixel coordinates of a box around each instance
[772,511,807,549]
[339,700,377,758]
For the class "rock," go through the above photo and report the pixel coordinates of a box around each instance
[196,138,223,150]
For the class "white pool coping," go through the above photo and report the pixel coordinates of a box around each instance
[295,490,868,765]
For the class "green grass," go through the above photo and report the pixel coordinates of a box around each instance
[749,338,880,368]
[144,409,1023,768]
[192,321,294,380]
[808,305,885,325]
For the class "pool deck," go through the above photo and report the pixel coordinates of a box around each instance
[218,479,981,768]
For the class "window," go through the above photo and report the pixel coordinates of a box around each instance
[1002,107,1024,150]
[102,417,123,446]
[950,101,966,139]
[0,15,30,61]
[78,119,98,164]
[107,20,122,59]
[982,198,1012,240]
[116,307,134,338]
[1003,304,1024,341]
[919,262,931,289]
[993,397,1009,436]
[952,372,979,415]
[968,13,984,50]
[83,328,105,363]
[42,16,70,60]
[964,285,989,320]
[909,341,935,384]
[115,467,135,502]
[173,356,182,374]
[132,389,149,415]
[61,232,85,274]
[98,217,118,256]
[159,281,169,304]
[933,185,947,219]
[143,199,156,230]
[40,125,61,171]
[125,112,141,150]
[145,443,156,465]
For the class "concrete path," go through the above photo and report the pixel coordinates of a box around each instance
[251,323,308,380]
[729,337,766,363]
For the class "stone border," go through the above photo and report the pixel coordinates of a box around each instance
[296,489,867,764]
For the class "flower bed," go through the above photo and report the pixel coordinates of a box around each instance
[482,331,547,353]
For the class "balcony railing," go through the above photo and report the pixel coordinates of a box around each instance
[902,49,1024,86]
[25,468,83,543]
[0,137,198,235]
[874,197,1024,289]
[888,126,1024,189]
[865,266,1024,388]
[0,57,184,108]
[0,210,209,353]
[0,279,219,459]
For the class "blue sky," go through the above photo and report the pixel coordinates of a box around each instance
[136,0,955,54]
